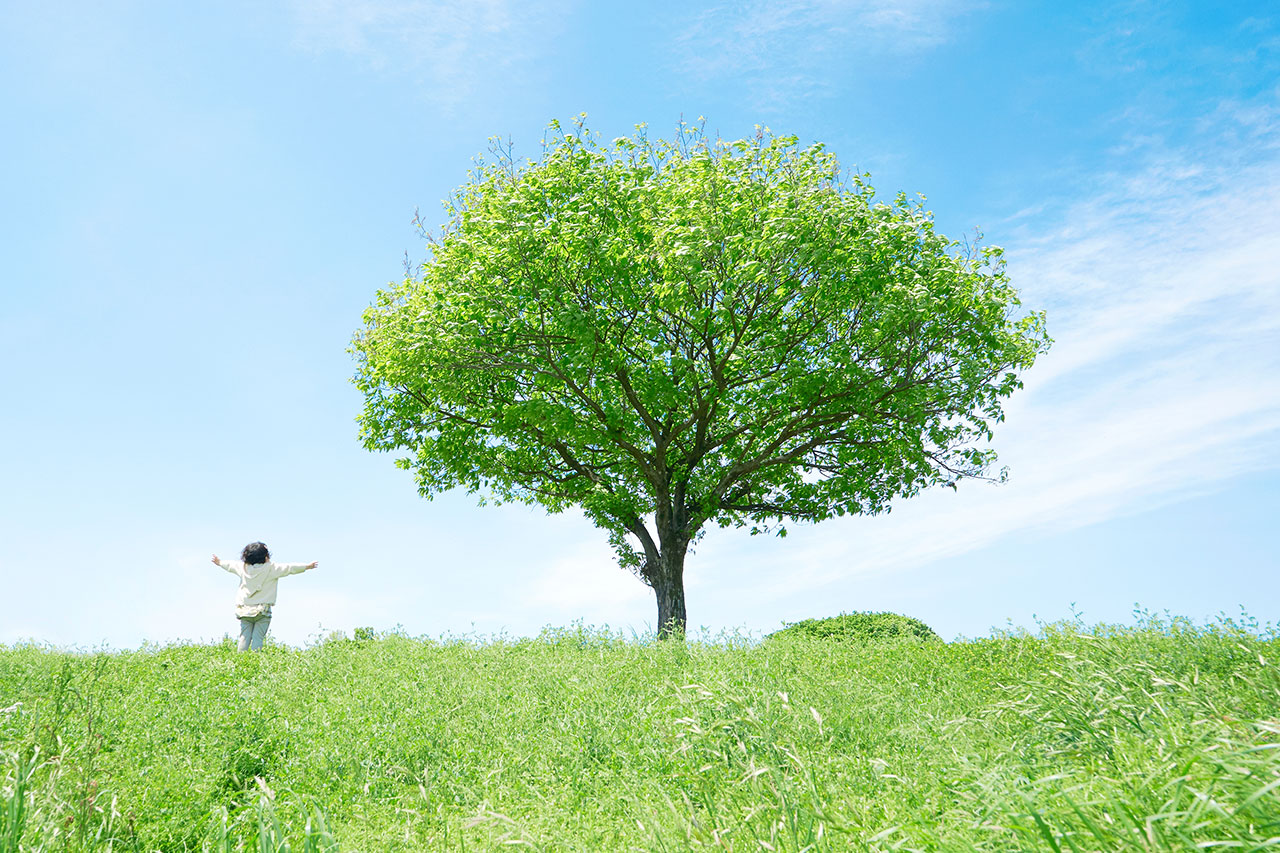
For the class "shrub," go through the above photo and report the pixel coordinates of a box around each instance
[768,611,941,643]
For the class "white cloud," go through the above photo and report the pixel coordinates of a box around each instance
[522,540,652,627]
[290,0,571,110]
[668,0,984,108]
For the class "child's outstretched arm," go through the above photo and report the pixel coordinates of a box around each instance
[272,561,318,578]
[211,554,238,574]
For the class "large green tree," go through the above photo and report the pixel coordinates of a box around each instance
[353,120,1049,638]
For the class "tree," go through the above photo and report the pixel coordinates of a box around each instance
[352,119,1049,638]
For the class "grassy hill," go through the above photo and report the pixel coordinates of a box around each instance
[2,616,1278,851]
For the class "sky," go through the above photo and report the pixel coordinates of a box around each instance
[1,0,1277,649]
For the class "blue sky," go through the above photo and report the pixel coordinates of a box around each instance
[2,1,1277,648]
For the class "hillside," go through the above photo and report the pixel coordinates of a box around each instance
[2,617,1277,851]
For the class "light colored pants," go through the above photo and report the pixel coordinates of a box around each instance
[237,612,272,652]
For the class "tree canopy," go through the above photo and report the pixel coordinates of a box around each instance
[352,119,1049,637]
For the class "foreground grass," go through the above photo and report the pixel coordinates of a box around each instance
[1,616,1278,851]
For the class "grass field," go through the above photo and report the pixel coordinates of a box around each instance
[2,614,1278,851]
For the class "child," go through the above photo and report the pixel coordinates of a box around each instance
[212,542,317,651]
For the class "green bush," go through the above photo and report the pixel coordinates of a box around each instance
[768,611,941,642]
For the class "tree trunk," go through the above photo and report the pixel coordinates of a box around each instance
[652,546,688,640]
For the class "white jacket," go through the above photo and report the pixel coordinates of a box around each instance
[216,558,315,617]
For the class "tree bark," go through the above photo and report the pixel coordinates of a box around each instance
[640,483,693,639]
[653,564,687,640]
[650,528,689,639]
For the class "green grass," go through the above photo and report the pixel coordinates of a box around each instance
[2,615,1278,851]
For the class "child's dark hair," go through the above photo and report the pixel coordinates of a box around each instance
[242,542,270,565]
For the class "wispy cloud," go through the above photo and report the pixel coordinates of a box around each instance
[523,541,652,628]
[668,0,984,108]
[697,94,1280,594]
[290,0,570,110]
